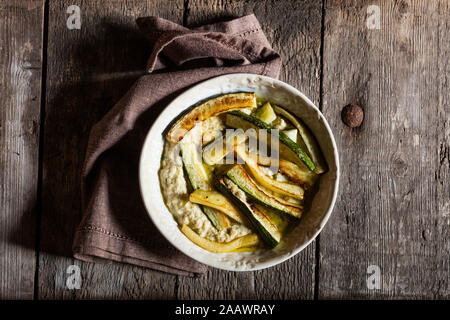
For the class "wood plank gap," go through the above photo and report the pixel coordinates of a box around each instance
[183,0,190,27]
[314,0,326,301]
[34,0,50,301]
[174,276,179,300]
[313,238,320,300]
[318,0,326,114]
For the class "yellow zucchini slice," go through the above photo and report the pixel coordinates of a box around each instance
[167,92,256,143]
[189,190,246,224]
[225,165,303,218]
[180,224,259,253]
[230,147,304,208]
[256,180,303,209]
[278,159,318,189]
[235,144,304,200]
[253,102,277,124]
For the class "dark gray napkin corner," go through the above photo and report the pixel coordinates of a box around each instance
[73,14,282,277]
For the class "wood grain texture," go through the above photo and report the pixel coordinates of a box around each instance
[319,0,450,299]
[176,0,322,300]
[435,0,450,300]
[0,0,44,299]
[38,0,183,299]
[0,0,442,299]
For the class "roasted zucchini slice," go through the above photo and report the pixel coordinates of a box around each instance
[180,224,259,253]
[215,177,281,248]
[278,159,318,189]
[272,105,327,174]
[167,92,256,143]
[254,204,291,234]
[180,141,230,230]
[235,144,304,200]
[253,102,277,124]
[225,165,303,218]
[180,140,210,190]
[226,110,271,131]
[226,111,315,171]
[189,189,246,224]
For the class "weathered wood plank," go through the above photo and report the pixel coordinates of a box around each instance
[436,0,450,299]
[38,0,184,299]
[0,0,44,300]
[319,0,450,298]
[177,0,321,300]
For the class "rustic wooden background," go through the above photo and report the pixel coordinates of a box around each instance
[0,0,448,300]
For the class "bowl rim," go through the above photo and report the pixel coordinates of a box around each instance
[139,73,340,271]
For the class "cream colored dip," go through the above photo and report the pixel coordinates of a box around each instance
[159,115,252,243]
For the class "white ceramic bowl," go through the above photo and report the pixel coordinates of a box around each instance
[139,74,339,271]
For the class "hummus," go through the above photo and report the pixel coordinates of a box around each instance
[159,115,252,243]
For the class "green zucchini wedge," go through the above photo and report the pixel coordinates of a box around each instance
[226,111,315,171]
[180,140,210,190]
[272,105,327,174]
[225,165,303,218]
[215,177,281,248]
[180,141,229,230]
[253,204,291,234]
[167,92,256,143]
[227,110,271,131]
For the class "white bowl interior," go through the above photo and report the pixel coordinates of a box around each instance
[139,74,339,271]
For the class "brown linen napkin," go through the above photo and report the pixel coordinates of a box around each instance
[73,14,282,277]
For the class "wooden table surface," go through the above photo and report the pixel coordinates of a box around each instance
[1,0,449,300]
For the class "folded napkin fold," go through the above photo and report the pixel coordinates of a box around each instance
[73,14,282,277]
